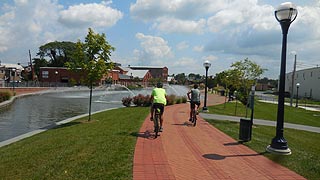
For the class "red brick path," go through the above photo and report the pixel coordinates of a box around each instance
[133,94,305,180]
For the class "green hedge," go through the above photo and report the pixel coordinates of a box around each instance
[122,94,187,107]
[0,91,11,103]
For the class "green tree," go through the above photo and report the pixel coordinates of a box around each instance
[175,73,187,85]
[37,41,77,67]
[32,58,48,78]
[66,28,115,121]
[231,58,266,104]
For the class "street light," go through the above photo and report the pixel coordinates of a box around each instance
[12,68,16,93]
[202,60,211,112]
[224,75,229,108]
[266,2,297,155]
[295,82,300,108]
[234,90,238,116]
[55,71,58,89]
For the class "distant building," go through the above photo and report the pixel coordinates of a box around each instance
[39,67,83,86]
[36,64,169,87]
[128,65,168,82]
[112,65,168,87]
[0,63,24,87]
[285,67,320,100]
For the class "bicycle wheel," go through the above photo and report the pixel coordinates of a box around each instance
[154,114,159,138]
[192,108,197,126]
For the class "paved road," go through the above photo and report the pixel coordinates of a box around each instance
[200,113,320,133]
[133,94,305,180]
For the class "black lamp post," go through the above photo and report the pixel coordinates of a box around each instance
[224,75,229,108]
[202,60,211,112]
[55,71,58,89]
[266,2,297,155]
[295,82,300,108]
[12,68,16,93]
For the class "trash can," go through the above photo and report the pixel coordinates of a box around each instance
[220,90,225,96]
[239,118,252,142]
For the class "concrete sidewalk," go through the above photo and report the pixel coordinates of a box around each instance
[133,94,305,179]
[200,113,320,133]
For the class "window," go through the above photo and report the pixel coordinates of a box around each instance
[42,71,49,78]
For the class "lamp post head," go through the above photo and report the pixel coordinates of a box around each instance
[55,71,58,75]
[275,2,297,23]
[296,82,300,87]
[203,60,211,70]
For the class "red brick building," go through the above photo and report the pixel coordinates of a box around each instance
[39,65,169,87]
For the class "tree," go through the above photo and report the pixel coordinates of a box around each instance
[175,73,187,85]
[66,28,115,121]
[37,41,77,67]
[231,58,266,104]
[32,58,48,78]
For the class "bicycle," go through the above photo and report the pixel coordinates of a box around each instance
[190,105,197,126]
[153,107,161,138]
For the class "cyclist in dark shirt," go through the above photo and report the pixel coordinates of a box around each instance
[187,84,201,121]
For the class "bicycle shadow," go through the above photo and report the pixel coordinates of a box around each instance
[172,121,195,127]
[130,129,158,139]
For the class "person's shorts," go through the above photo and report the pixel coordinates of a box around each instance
[190,101,201,109]
[153,103,165,115]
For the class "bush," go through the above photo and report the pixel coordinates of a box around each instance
[124,94,187,107]
[0,91,11,103]
[121,96,132,107]
[166,95,176,105]
[176,98,182,104]
[143,95,152,107]
[181,96,187,103]
[132,94,151,107]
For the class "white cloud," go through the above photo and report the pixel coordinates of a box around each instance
[135,33,173,60]
[130,0,225,21]
[0,0,63,58]
[59,2,123,28]
[202,55,217,62]
[193,45,204,52]
[153,17,206,34]
[176,41,189,50]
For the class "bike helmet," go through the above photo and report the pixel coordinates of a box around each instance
[157,82,163,88]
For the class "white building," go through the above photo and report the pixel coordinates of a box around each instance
[285,67,320,100]
[0,63,24,87]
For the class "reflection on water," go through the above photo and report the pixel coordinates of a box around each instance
[0,85,188,142]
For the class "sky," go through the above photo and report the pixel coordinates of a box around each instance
[0,0,320,79]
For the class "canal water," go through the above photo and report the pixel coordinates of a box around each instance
[0,85,188,142]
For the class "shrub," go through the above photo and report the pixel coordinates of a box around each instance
[123,94,187,108]
[181,96,187,103]
[176,97,182,104]
[0,91,11,103]
[132,94,145,106]
[143,95,152,107]
[166,95,176,105]
[122,96,132,107]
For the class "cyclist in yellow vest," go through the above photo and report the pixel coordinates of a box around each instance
[150,82,167,132]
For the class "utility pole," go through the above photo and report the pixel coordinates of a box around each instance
[29,50,34,81]
[290,54,297,107]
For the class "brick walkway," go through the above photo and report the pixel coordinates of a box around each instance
[133,93,306,180]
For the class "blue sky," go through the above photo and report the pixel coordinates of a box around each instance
[1,0,320,79]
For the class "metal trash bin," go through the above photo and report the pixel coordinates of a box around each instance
[239,118,252,142]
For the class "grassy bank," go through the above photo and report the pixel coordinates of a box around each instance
[0,107,149,180]
[206,119,320,180]
[208,100,320,127]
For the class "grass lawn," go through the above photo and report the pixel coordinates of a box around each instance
[0,107,149,180]
[208,100,320,127]
[205,119,320,180]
